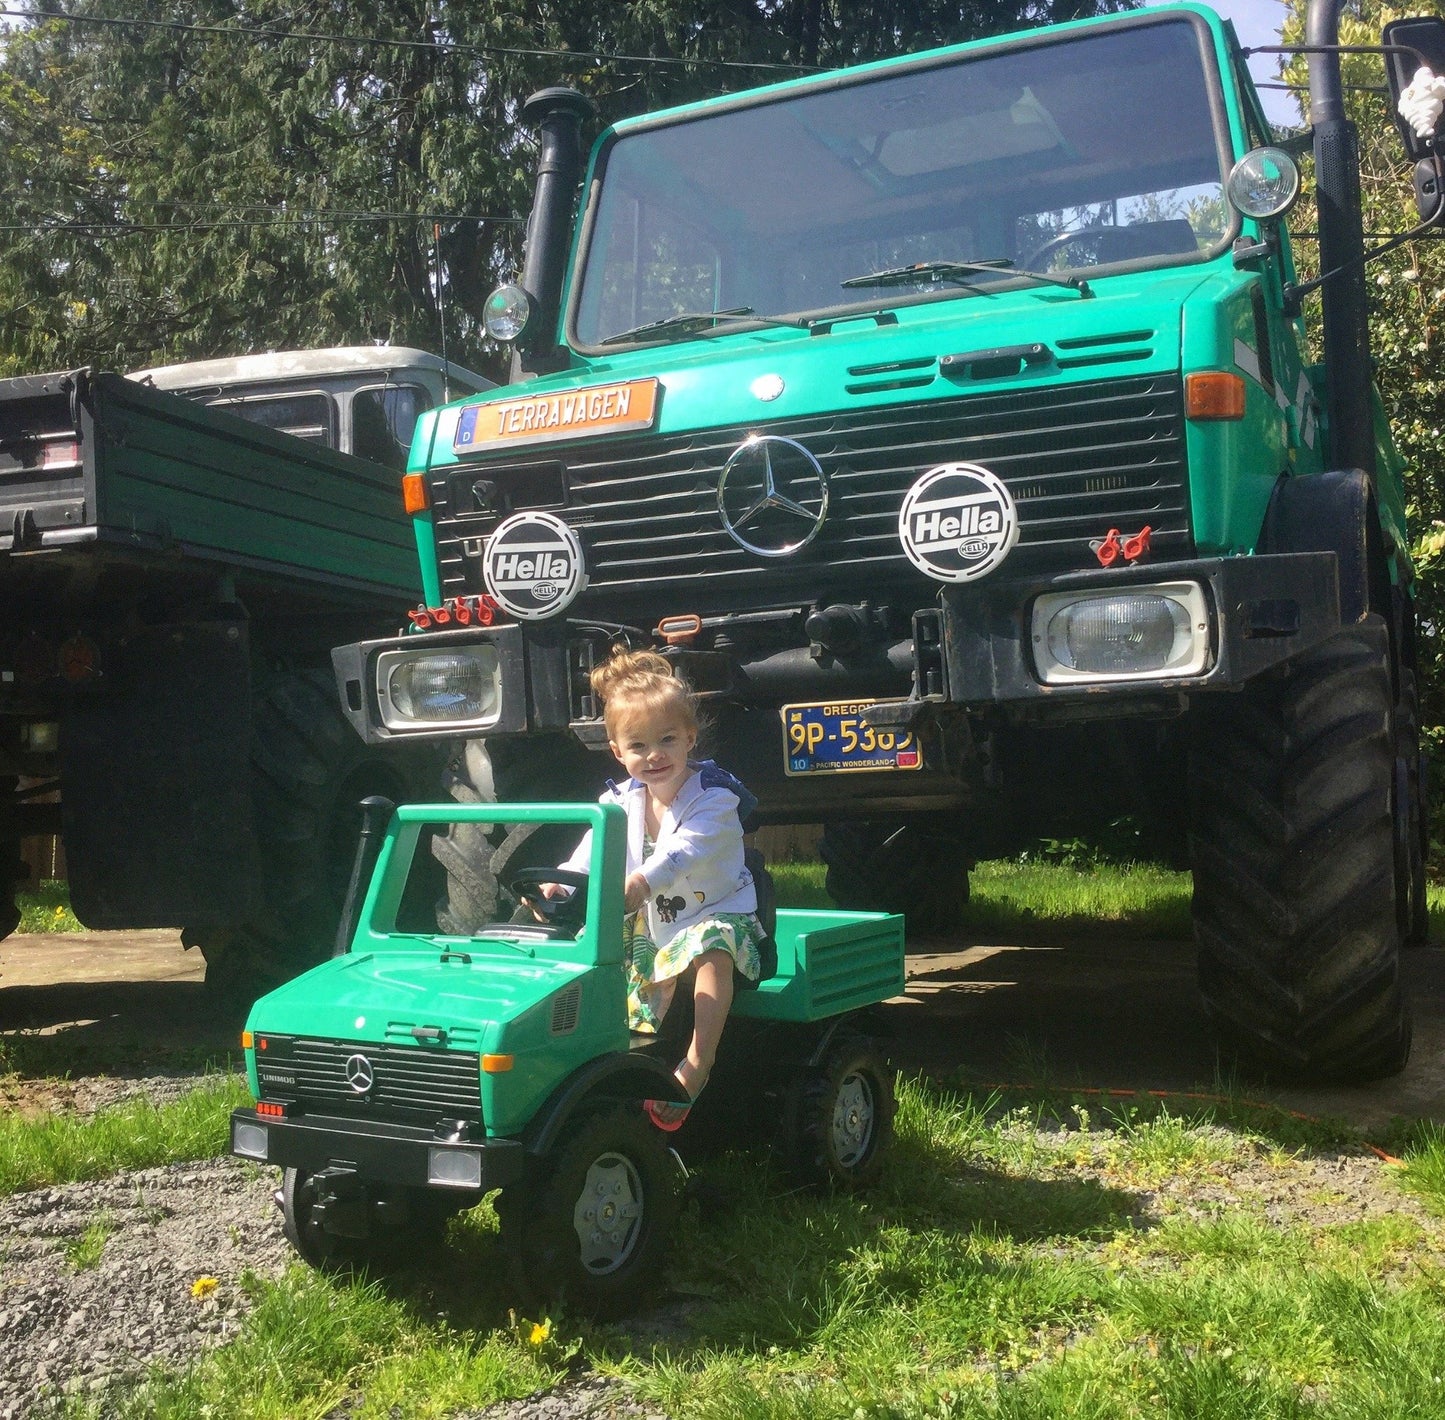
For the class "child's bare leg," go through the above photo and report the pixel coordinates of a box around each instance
[680,949,734,1093]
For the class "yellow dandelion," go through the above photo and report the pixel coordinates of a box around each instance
[527,1320,551,1347]
[190,1275,219,1299]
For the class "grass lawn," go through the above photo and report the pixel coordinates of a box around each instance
[28,1079,1445,1420]
[9,864,1445,1416]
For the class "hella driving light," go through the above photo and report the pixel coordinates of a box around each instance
[231,1120,269,1161]
[427,1145,484,1189]
[377,646,501,729]
[483,283,532,342]
[1031,582,1211,684]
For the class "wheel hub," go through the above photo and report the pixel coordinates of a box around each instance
[831,1071,876,1167]
[572,1151,643,1275]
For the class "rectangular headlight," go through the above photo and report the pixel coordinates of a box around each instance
[231,1119,270,1160]
[376,644,502,729]
[427,1145,484,1189]
[1032,581,1211,684]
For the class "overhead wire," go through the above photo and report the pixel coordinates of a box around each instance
[0,6,818,74]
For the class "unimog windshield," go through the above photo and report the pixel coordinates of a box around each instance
[571,14,1233,349]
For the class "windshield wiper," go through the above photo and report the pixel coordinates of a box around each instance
[841,258,1092,299]
[599,306,808,346]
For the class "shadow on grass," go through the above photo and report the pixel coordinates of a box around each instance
[0,980,246,1080]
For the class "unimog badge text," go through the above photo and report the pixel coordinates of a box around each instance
[897,463,1019,583]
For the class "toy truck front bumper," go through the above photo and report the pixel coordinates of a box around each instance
[230,1107,526,1191]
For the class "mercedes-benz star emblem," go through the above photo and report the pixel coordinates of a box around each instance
[717,435,828,558]
[344,1054,375,1094]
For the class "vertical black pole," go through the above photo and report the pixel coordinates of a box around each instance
[1306,0,1377,481]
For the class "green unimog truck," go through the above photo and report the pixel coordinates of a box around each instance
[333,3,1445,1081]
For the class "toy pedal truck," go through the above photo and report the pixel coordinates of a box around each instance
[230,798,904,1315]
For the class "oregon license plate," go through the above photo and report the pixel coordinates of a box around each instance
[781,700,923,776]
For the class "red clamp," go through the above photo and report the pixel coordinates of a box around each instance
[1090,526,1153,568]
[406,595,506,634]
[1122,526,1153,562]
[1091,528,1123,568]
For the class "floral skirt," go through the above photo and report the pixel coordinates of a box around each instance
[625,911,765,1033]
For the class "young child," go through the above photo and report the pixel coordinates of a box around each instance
[547,649,763,1129]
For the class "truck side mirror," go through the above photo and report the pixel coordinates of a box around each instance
[1383,17,1445,163]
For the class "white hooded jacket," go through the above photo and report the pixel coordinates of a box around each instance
[559,761,757,950]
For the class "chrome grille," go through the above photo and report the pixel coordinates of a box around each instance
[433,373,1190,616]
[255,1036,481,1117]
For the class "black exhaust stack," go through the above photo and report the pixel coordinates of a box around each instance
[1306,0,1376,481]
[516,87,596,375]
[332,795,396,958]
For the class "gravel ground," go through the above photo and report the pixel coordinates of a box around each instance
[0,1071,669,1419]
[0,1072,1431,1418]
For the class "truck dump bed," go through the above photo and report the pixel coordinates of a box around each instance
[0,368,417,598]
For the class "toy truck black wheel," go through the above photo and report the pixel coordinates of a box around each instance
[188,669,429,995]
[783,1038,895,1190]
[820,818,971,936]
[1188,614,1412,1082]
[433,735,606,933]
[498,1104,679,1318]
[281,1167,454,1272]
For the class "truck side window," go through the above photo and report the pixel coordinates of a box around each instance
[206,392,336,447]
[353,384,430,471]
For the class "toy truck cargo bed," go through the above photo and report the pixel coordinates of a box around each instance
[732,909,904,1023]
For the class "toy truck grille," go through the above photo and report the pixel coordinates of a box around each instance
[432,371,1189,614]
[254,1035,481,1118]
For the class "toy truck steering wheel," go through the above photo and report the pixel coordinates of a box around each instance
[505,866,590,930]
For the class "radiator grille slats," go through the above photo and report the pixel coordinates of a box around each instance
[433,374,1189,614]
[256,1036,481,1118]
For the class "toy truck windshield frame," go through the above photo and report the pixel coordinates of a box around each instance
[355,802,627,966]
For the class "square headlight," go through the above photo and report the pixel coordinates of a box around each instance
[1032,581,1212,684]
[376,644,502,729]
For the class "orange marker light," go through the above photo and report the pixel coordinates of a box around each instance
[1185,372,1246,420]
[241,1031,253,1049]
[482,1053,515,1073]
[402,472,431,514]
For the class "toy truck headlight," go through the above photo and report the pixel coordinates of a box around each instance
[231,1119,269,1160]
[1032,582,1211,683]
[377,646,501,728]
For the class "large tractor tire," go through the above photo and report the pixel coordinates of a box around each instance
[820,817,971,937]
[185,668,434,996]
[432,734,607,934]
[1188,615,1411,1082]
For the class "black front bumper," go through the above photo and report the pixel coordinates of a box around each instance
[230,1107,526,1192]
[333,550,1345,748]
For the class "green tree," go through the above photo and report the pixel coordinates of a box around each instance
[0,0,1133,379]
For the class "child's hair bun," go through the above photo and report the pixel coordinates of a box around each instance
[590,648,673,704]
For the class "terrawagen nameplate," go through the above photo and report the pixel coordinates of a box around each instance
[453,378,659,453]
[782,700,922,776]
